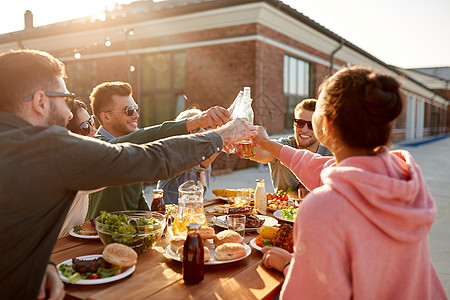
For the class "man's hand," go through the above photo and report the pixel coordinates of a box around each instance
[261,247,293,273]
[252,126,270,146]
[214,118,257,146]
[186,106,231,132]
[37,263,65,300]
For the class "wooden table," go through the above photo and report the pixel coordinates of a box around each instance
[51,199,285,300]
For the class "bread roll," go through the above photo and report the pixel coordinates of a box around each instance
[169,236,186,252]
[102,243,137,267]
[199,226,215,240]
[176,245,210,262]
[214,230,243,246]
[215,243,246,261]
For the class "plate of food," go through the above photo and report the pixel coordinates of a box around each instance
[267,193,295,212]
[273,208,299,223]
[205,204,253,216]
[56,244,137,285]
[214,214,277,231]
[165,230,251,265]
[249,237,262,251]
[69,220,99,239]
[252,224,294,253]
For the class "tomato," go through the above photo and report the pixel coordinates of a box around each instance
[89,273,99,280]
[255,235,263,247]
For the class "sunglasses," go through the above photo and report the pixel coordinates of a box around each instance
[24,91,77,110]
[80,115,95,136]
[106,105,139,117]
[294,118,313,130]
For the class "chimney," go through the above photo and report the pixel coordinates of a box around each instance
[24,10,33,30]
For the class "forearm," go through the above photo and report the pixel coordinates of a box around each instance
[256,139,283,161]
[250,145,275,164]
[104,120,187,144]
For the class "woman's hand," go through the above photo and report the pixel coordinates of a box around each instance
[261,247,293,273]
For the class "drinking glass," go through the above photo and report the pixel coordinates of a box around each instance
[226,214,246,238]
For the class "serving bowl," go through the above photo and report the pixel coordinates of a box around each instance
[95,210,165,254]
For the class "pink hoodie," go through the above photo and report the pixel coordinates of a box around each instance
[278,146,447,300]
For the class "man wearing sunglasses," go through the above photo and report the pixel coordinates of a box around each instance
[85,81,236,220]
[249,99,331,198]
[0,49,257,300]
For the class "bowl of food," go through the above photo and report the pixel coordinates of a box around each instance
[95,210,165,254]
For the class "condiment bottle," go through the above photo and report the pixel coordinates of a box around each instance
[183,223,204,285]
[151,189,166,213]
[254,179,267,215]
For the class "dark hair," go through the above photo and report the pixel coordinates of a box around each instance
[0,49,66,113]
[319,66,403,149]
[66,99,88,133]
[295,98,317,114]
[89,81,132,123]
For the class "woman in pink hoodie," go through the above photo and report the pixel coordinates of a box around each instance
[253,66,447,299]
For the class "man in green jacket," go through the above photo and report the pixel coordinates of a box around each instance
[87,81,224,219]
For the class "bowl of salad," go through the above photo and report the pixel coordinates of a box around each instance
[95,210,165,254]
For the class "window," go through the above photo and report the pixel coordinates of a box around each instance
[140,52,186,127]
[283,55,311,129]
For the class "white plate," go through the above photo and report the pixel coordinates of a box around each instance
[165,243,251,265]
[69,228,99,239]
[214,215,278,230]
[57,254,135,285]
[273,210,296,223]
[249,238,262,251]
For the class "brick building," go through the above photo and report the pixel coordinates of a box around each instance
[0,0,448,171]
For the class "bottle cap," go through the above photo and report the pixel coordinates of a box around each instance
[186,223,201,230]
[256,179,265,182]
[153,189,164,193]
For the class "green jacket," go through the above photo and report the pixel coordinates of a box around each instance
[86,120,188,219]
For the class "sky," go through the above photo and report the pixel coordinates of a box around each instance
[0,0,448,69]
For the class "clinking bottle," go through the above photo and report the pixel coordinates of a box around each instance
[254,179,267,215]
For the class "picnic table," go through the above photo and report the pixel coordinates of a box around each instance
[51,198,285,299]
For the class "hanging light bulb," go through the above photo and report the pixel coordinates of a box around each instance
[105,38,112,47]
[74,52,81,59]
[128,29,134,36]
[130,65,135,72]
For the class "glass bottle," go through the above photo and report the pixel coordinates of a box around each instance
[254,179,267,215]
[151,189,165,213]
[183,223,204,285]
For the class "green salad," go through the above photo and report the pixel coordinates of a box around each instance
[96,211,163,254]
[280,207,299,221]
[58,263,120,283]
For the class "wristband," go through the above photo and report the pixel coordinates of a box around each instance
[48,260,57,268]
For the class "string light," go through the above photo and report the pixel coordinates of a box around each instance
[130,65,135,72]
[105,38,112,47]
[74,52,81,59]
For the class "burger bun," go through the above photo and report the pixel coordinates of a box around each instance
[199,226,215,240]
[214,230,243,246]
[102,243,137,267]
[215,243,246,261]
[169,236,186,252]
[79,220,97,236]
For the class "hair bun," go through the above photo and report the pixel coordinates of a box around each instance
[363,72,402,124]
